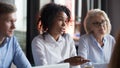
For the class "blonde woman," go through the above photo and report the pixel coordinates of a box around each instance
[78,9,115,67]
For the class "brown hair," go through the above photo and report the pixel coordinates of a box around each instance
[0,2,16,15]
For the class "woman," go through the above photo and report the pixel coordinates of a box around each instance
[78,9,115,67]
[32,3,89,68]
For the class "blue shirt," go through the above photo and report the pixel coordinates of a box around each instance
[78,34,115,64]
[0,36,31,68]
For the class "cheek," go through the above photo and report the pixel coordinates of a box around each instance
[54,22,62,27]
[5,24,10,28]
[104,25,107,30]
[91,27,98,33]
[2,23,11,30]
[0,26,8,34]
[90,26,95,31]
[50,24,59,30]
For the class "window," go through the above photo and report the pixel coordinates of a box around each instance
[14,0,27,53]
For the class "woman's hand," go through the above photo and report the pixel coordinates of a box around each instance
[64,56,90,66]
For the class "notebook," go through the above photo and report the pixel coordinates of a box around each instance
[32,63,70,68]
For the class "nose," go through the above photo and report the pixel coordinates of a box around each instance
[98,23,105,27]
[62,21,66,26]
[11,23,16,29]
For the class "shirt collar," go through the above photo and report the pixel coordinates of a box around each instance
[90,34,106,43]
[45,33,63,43]
[0,37,9,47]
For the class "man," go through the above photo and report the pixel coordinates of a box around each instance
[0,2,31,68]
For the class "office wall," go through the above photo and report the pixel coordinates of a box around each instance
[108,0,120,36]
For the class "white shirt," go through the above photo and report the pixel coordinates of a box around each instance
[32,33,80,68]
[78,34,115,68]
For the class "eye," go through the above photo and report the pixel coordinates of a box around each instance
[101,20,106,23]
[65,20,69,23]
[92,22,99,25]
[58,18,63,21]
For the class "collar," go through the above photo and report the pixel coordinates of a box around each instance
[90,34,106,43]
[45,33,63,43]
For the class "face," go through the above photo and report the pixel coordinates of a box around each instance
[50,12,68,35]
[90,15,107,36]
[0,12,16,37]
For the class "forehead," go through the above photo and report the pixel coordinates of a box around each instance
[91,14,105,22]
[56,12,67,18]
[0,12,16,20]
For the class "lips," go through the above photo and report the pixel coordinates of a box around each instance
[8,30,14,34]
[61,28,66,32]
[98,29,105,34]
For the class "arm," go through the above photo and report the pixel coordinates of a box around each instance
[69,35,77,57]
[31,37,47,66]
[64,56,90,66]
[64,34,89,66]
[13,37,31,68]
[78,36,88,59]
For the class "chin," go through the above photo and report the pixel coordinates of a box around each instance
[7,34,13,37]
[60,32,64,35]
[101,32,105,34]
[61,31,66,34]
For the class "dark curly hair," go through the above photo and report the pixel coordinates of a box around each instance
[39,3,71,39]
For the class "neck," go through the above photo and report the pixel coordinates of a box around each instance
[93,34,104,47]
[0,36,5,45]
[48,32,60,41]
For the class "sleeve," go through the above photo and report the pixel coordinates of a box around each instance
[13,37,31,68]
[111,35,116,47]
[110,35,116,53]
[65,34,81,68]
[78,36,88,59]
[70,36,77,57]
[31,37,47,66]
[65,34,77,57]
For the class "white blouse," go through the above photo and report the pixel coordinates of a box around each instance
[32,33,80,68]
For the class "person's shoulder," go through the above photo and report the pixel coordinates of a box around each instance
[105,34,115,39]
[32,34,43,42]
[62,33,72,39]
[80,34,90,39]
[62,33,70,37]
[6,36,20,48]
[104,34,115,43]
[7,36,18,41]
[33,34,43,40]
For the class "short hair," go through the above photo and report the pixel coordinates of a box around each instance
[84,9,111,34]
[0,2,16,15]
[40,3,71,33]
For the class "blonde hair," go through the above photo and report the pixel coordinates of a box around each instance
[84,9,111,34]
[108,32,120,68]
